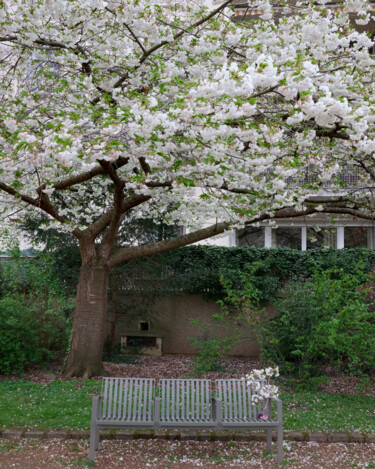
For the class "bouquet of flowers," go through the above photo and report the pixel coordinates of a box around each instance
[243,367,280,420]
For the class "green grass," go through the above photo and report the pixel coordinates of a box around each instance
[0,380,374,433]
[0,380,100,430]
[281,391,375,433]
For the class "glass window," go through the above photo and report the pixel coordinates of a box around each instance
[274,228,301,249]
[307,228,337,249]
[237,227,264,247]
[345,226,369,248]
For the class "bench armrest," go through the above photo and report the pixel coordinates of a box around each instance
[91,395,102,425]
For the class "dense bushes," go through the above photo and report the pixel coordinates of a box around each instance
[128,246,375,302]
[259,269,375,380]
[0,247,73,374]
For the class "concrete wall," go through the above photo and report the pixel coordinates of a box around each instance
[109,293,278,357]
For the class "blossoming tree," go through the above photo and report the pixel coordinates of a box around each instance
[1,0,375,377]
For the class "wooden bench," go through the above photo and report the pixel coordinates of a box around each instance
[89,377,283,462]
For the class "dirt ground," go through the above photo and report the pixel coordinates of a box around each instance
[0,438,375,469]
[3,354,375,397]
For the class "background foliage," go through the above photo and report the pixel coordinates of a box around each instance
[2,238,375,378]
[0,244,74,374]
[260,268,375,383]
[128,246,375,301]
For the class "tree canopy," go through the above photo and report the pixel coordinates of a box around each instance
[1,0,375,246]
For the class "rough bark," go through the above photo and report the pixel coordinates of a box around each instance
[64,256,109,379]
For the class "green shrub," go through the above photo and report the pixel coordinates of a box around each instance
[260,268,375,380]
[315,300,375,374]
[189,317,239,374]
[0,297,38,374]
[190,335,237,374]
[0,295,72,374]
[0,247,73,374]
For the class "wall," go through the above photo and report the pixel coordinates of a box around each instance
[109,293,278,357]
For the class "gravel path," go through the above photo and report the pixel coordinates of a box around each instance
[0,438,374,469]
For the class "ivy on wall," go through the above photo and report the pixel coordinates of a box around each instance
[116,246,375,303]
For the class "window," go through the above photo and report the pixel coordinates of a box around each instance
[237,227,264,247]
[236,224,374,249]
[274,227,301,249]
[126,336,156,348]
[307,228,337,249]
[344,226,369,248]
[139,321,150,332]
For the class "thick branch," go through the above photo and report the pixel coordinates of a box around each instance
[86,193,151,241]
[0,180,69,222]
[53,156,129,190]
[139,156,151,174]
[0,180,82,237]
[315,128,350,140]
[97,160,125,258]
[0,181,38,207]
[109,221,230,267]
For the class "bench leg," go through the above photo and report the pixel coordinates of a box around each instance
[89,396,101,461]
[276,425,284,463]
[89,424,100,461]
[266,429,272,452]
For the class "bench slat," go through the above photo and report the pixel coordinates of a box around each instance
[161,380,166,420]
[117,379,123,420]
[160,379,212,423]
[113,378,118,419]
[122,379,128,420]
[216,379,268,423]
[108,378,113,418]
[102,378,109,419]
[99,378,156,423]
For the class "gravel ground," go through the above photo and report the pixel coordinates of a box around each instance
[3,354,375,396]
[0,438,374,469]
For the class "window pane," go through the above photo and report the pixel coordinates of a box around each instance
[345,226,369,248]
[237,227,264,247]
[307,228,337,249]
[274,228,301,249]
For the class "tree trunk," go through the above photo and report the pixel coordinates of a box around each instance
[64,259,109,378]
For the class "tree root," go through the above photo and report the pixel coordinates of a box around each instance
[64,364,106,379]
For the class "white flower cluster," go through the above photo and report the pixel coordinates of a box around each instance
[243,367,280,404]
[0,0,374,237]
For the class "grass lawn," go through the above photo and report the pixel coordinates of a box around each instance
[0,380,374,433]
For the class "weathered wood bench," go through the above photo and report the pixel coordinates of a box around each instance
[89,377,283,462]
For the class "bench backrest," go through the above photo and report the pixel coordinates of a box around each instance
[101,377,155,422]
[159,379,212,422]
[216,379,264,421]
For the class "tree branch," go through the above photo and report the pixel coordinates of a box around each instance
[86,193,151,241]
[122,22,147,54]
[97,160,126,258]
[0,180,82,237]
[0,181,38,207]
[53,156,129,190]
[112,0,233,89]
[109,221,230,267]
